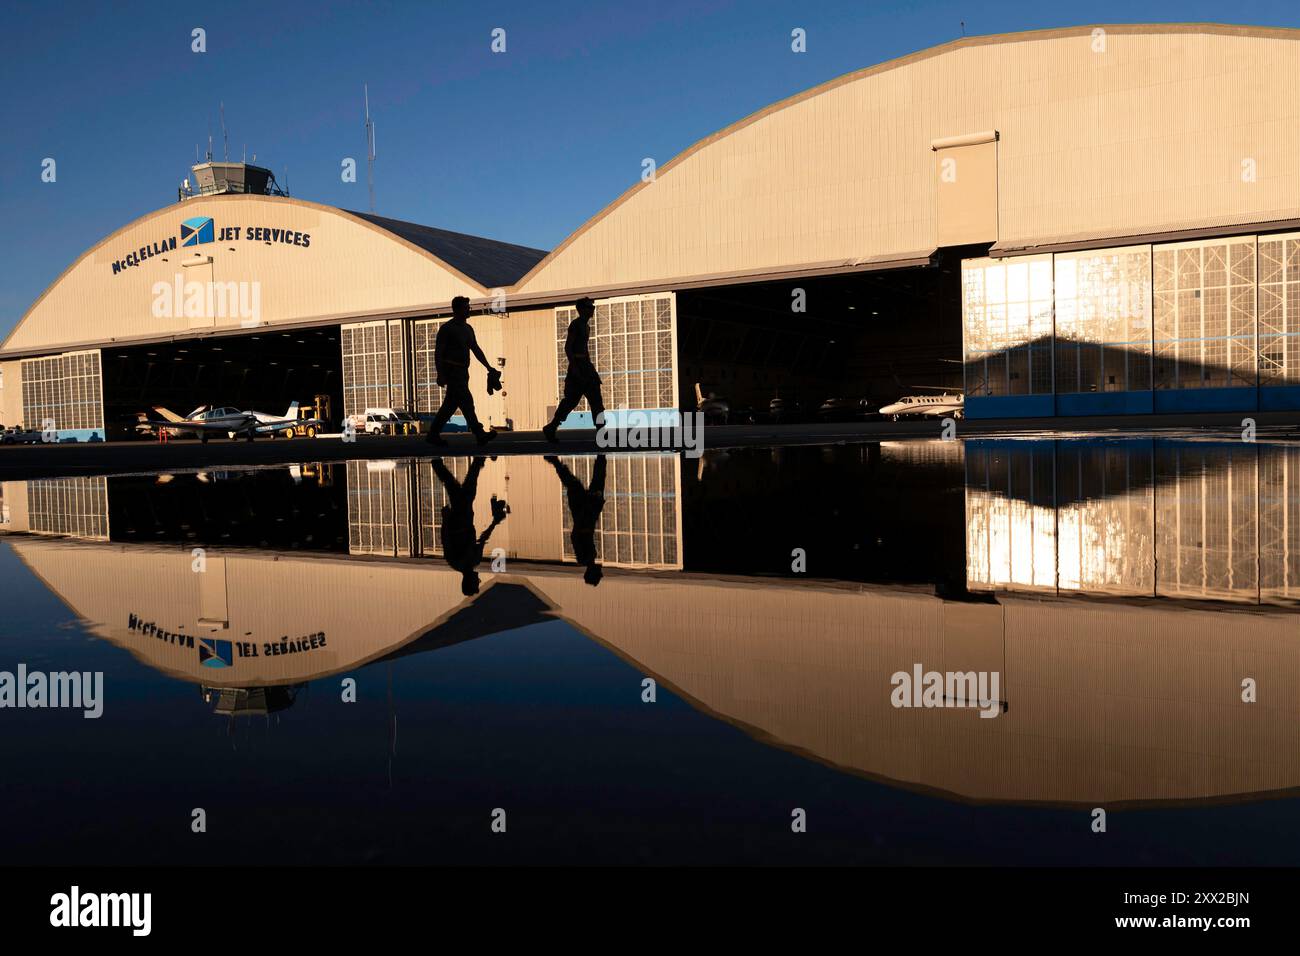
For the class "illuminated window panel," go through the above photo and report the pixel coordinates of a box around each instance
[411,319,450,414]
[1153,238,1257,390]
[554,294,676,416]
[341,321,408,417]
[961,256,1053,397]
[1053,246,1152,393]
[1259,232,1300,387]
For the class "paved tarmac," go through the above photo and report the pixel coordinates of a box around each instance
[1,412,1297,481]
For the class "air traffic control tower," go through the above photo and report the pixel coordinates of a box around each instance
[178,160,288,202]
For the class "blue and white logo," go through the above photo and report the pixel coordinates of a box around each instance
[199,638,233,668]
[180,216,214,247]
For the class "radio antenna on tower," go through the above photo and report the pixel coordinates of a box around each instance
[220,102,229,162]
[364,84,377,213]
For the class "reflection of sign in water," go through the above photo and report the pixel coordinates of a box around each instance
[127,613,193,647]
[127,613,328,669]
[199,638,233,669]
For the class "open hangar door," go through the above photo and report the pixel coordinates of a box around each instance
[674,247,981,422]
[100,327,343,440]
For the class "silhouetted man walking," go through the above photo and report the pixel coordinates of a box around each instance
[545,454,607,586]
[427,295,499,447]
[432,457,509,596]
[543,297,604,442]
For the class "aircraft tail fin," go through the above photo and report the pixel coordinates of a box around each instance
[285,401,300,420]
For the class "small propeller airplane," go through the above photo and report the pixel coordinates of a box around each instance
[147,402,322,442]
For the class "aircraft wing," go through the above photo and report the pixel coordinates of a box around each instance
[250,416,295,433]
[250,416,325,434]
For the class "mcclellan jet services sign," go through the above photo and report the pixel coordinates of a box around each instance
[109,216,313,275]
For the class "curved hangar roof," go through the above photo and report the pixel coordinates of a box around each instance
[2,194,546,356]
[514,23,1300,297]
[8,23,1300,355]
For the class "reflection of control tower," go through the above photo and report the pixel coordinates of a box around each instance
[202,684,302,717]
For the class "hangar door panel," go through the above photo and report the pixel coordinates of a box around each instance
[411,319,449,415]
[552,293,677,427]
[934,133,999,247]
[19,349,105,440]
[341,320,408,417]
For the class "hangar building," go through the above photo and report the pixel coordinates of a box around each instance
[4,23,1300,437]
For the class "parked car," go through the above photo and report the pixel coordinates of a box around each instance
[0,425,45,444]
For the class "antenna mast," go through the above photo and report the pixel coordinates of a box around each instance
[220,102,229,162]
[364,84,377,213]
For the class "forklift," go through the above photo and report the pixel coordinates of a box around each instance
[281,394,331,439]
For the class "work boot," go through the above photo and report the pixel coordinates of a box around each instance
[542,423,560,443]
[425,430,447,446]
[475,428,497,447]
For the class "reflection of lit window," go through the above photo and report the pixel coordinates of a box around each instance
[967,443,1300,605]
[26,477,109,539]
[560,455,681,569]
[346,460,413,556]
[416,458,470,556]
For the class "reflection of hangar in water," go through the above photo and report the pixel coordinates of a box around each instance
[6,25,1300,436]
[0,453,684,570]
[5,442,1300,807]
[966,440,1300,603]
[7,533,1300,808]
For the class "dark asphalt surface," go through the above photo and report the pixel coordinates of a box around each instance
[1,412,1298,481]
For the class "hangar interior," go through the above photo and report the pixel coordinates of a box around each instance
[676,248,976,421]
[99,327,343,439]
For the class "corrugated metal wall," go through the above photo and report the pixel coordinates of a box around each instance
[518,26,1300,295]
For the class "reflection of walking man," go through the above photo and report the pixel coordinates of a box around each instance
[545,454,607,586]
[543,297,605,442]
[432,457,509,596]
[427,296,499,447]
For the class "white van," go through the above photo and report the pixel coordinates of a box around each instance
[353,407,422,435]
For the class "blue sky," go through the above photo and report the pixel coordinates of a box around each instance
[1,0,1297,339]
